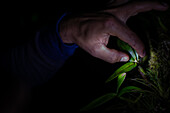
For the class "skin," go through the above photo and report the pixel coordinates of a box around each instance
[59,1,168,63]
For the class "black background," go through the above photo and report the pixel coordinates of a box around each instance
[0,1,119,113]
[0,0,169,113]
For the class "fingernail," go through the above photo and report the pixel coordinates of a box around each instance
[120,57,128,62]
[160,2,168,7]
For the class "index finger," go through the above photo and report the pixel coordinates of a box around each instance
[117,1,169,23]
[108,18,145,57]
[105,1,168,23]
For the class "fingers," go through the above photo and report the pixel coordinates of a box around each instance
[107,18,145,57]
[106,1,169,23]
[102,1,168,57]
[89,44,129,63]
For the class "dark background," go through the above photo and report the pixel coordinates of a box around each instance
[0,0,169,113]
[0,1,119,113]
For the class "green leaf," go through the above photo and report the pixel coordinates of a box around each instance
[134,49,139,61]
[157,17,168,32]
[138,65,146,75]
[119,93,142,103]
[106,62,137,83]
[118,86,142,97]
[129,57,134,62]
[80,93,117,111]
[117,73,126,93]
[117,39,137,61]
[139,55,148,64]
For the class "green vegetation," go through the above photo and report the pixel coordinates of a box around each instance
[80,5,170,113]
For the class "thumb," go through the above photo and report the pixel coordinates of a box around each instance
[90,44,129,63]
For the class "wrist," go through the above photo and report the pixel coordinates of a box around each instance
[57,13,75,44]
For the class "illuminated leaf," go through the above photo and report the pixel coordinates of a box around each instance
[117,73,126,93]
[117,39,138,61]
[134,49,139,61]
[106,62,137,83]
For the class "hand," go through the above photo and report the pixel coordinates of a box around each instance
[59,1,168,63]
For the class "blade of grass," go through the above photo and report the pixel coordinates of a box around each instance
[157,17,168,32]
[106,62,137,83]
[117,73,126,93]
[131,78,159,94]
[118,86,142,97]
[80,93,117,111]
[119,93,142,103]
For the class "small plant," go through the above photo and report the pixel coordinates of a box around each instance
[128,15,170,112]
[80,39,144,112]
[80,8,170,113]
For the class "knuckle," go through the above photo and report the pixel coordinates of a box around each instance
[126,31,145,54]
[127,32,137,47]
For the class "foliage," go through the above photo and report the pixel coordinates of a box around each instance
[80,6,170,113]
[80,38,143,112]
